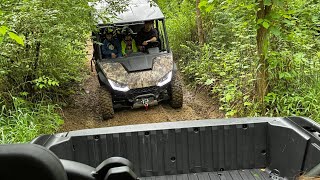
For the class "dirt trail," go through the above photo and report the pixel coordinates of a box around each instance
[59,43,223,132]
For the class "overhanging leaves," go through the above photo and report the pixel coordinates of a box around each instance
[8,32,24,46]
[262,21,270,29]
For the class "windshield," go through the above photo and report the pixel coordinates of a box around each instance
[94,19,170,60]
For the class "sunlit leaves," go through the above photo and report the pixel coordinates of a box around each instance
[204,78,215,85]
[0,26,7,35]
[8,32,24,46]
[0,25,25,45]
[257,18,263,24]
[198,0,214,12]
[0,26,7,43]
[257,18,272,30]
[262,21,270,29]
[33,76,59,89]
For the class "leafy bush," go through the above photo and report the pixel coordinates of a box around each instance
[171,0,258,117]
[265,82,320,121]
[158,0,197,57]
[0,96,63,144]
[180,42,256,117]
[0,0,128,144]
[0,0,91,100]
[264,1,320,120]
[160,0,320,122]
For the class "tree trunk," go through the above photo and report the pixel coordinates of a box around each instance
[196,0,204,46]
[256,0,272,114]
[34,41,41,72]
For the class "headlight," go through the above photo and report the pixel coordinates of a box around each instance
[108,79,130,92]
[157,71,172,87]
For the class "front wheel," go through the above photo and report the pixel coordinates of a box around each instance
[168,75,183,108]
[99,87,114,120]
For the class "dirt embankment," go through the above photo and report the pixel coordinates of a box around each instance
[59,43,223,132]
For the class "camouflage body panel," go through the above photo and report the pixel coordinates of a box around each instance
[100,55,173,89]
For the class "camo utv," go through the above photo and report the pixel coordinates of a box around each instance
[91,0,183,120]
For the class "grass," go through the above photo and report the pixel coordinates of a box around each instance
[0,96,63,144]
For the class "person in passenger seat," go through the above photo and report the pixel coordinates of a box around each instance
[102,28,122,59]
[121,27,138,57]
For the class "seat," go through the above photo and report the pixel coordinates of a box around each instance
[0,144,68,180]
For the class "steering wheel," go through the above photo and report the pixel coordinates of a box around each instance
[146,41,159,48]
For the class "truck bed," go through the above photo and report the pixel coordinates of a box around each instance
[140,169,271,180]
[32,117,320,180]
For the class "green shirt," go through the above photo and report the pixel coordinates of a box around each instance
[121,39,138,56]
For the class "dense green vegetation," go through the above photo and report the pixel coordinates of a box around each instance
[0,96,63,144]
[0,0,127,143]
[0,0,90,143]
[1,0,320,143]
[158,0,320,120]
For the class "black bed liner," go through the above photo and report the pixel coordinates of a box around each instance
[32,117,320,180]
[140,169,271,180]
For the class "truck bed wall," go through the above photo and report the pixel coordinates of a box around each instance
[33,117,320,179]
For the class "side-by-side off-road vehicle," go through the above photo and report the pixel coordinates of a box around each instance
[91,0,183,119]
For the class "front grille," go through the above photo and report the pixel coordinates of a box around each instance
[128,86,160,97]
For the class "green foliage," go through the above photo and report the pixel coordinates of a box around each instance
[180,42,256,117]
[0,0,92,98]
[0,0,128,143]
[265,82,320,121]
[7,32,24,46]
[264,0,320,120]
[33,76,60,89]
[0,96,63,144]
[160,0,320,121]
[0,25,25,45]
[157,0,197,56]
[161,0,258,117]
[0,0,127,99]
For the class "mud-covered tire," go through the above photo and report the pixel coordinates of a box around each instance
[99,87,114,120]
[169,75,183,108]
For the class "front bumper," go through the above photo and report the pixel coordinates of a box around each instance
[112,84,170,108]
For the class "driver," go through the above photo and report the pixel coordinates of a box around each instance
[136,20,158,52]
